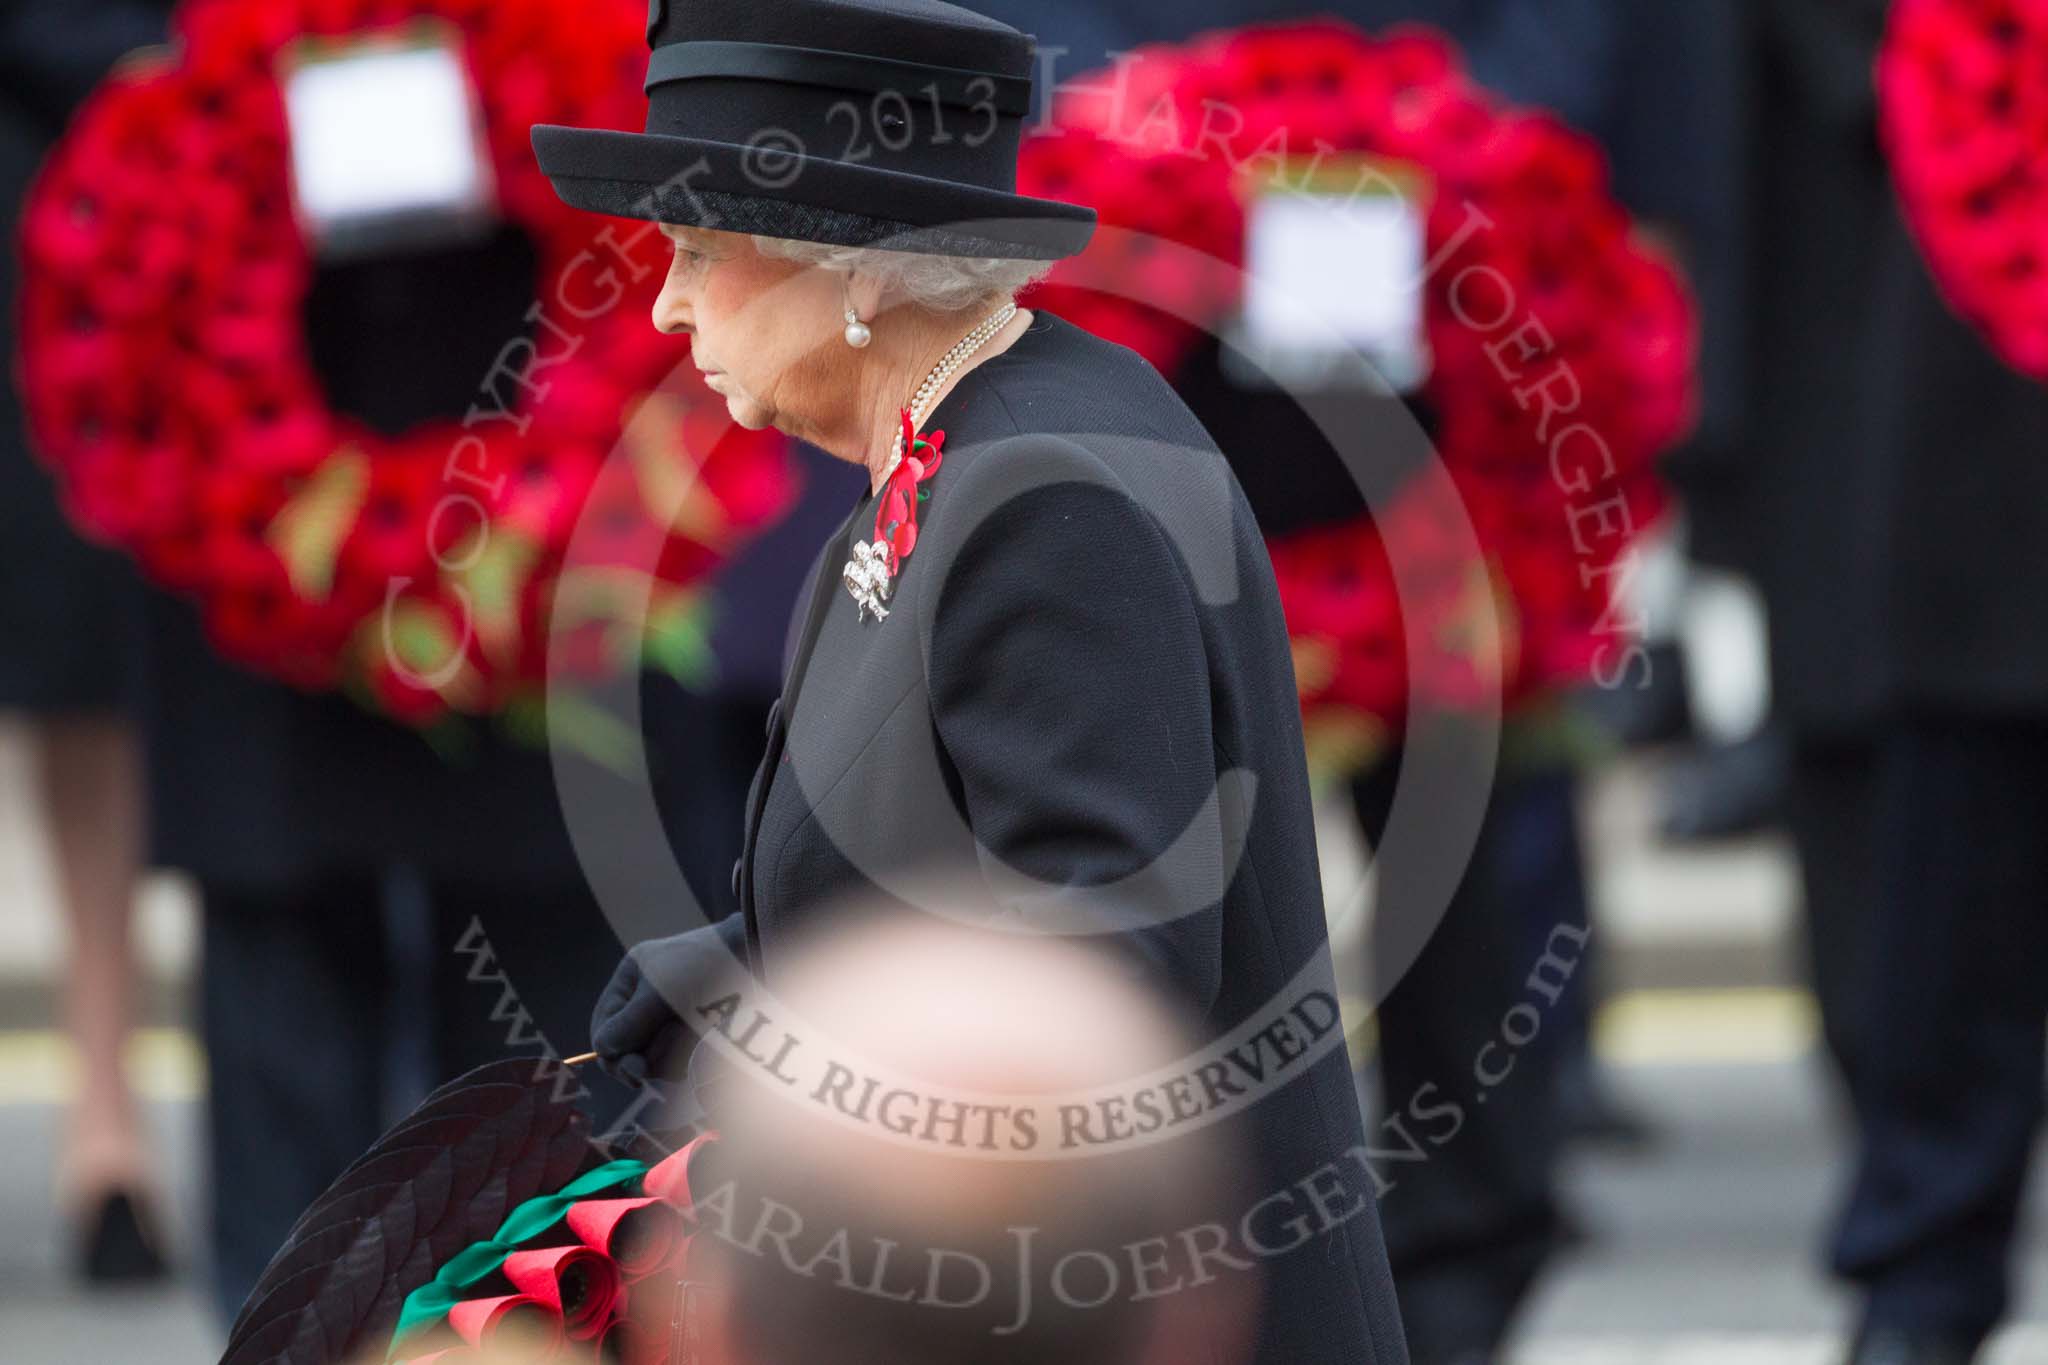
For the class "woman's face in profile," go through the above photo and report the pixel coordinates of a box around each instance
[651,223,850,436]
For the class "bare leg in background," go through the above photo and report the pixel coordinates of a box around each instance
[39,716,152,1209]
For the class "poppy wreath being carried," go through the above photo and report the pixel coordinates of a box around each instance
[1880,0,2048,379]
[216,1058,727,1365]
[16,0,795,726]
[1016,23,1695,768]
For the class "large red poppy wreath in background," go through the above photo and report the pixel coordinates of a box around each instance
[17,0,794,726]
[1018,22,1697,767]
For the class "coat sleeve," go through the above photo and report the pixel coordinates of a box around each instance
[920,437,1226,1015]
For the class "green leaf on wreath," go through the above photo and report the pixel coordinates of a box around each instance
[555,565,650,668]
[267,445,369,602]
[479,691,646,779]
[418,714,481,765]
[449,527,540,668]
[1300,708,1390,794]
[495,687,638,773]
[624,391,730,547]
[535,690,644,778]
[500,693,549,749]
[552,565,659,628]
[1499,694,1616,777]
[387,604,458,675]
[644,590,717,690]
[377,598,482,710]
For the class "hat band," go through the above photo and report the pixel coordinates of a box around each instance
[644,40,1033,116]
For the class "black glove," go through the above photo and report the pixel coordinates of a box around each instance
[590,920,746,1086]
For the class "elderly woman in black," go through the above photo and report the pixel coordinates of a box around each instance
[535,2,1408,1361]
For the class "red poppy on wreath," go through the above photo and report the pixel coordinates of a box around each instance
[15,0,797,728]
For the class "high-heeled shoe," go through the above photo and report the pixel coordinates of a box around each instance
[76,1188,170,1284]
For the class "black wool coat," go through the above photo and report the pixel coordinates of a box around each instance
[713,310,1408,1365]
[0,0,168,710]
[1740,0,2048,733]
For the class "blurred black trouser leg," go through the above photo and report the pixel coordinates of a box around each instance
[416,688,772,1136]
[1786,736,1884,1101]
[1498,766,1606,1135]
[1829,714,2048,1346]
[201,873,387,1322]
[426,879,635,1132]
[1355,746,1565,1361]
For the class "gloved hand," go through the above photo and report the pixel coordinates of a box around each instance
[590,920,747,1086]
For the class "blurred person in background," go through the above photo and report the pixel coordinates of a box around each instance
[153,496,817,1324]
[148,251,817,1323]
[1573,0,1783,851]
[1736,2,2048,1361]
[100,27,835,1326]
[0,0,175,1284]
[140,237,626,1320]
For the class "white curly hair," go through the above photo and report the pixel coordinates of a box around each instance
[751,236,1055,313]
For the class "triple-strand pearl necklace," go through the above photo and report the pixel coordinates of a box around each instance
[841,301,1017,622]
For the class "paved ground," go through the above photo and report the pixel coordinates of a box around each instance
[3,1060,2044,1363]
[2,1097,216,1363]
[3,727,2044,1363]
[1519,1063,2048,1363]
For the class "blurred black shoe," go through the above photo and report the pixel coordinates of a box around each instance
[1576,641,1692,747]
[1658,729,1789,842]
[1843,1328,1978,1365]
[76,1189,170,1284]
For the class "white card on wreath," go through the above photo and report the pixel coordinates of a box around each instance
[1232,156,1432,394]
[280,26,496,254]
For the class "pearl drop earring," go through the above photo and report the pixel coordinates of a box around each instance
[843,305,872,349]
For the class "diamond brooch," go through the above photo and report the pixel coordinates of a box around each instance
[841,538,895,623]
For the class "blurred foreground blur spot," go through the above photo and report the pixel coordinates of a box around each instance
[681,907,1261,1365]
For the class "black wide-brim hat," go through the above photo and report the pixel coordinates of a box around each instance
[532,0,1096,260]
